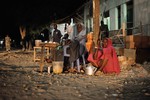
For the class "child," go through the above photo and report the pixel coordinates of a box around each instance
[5,34,11,52]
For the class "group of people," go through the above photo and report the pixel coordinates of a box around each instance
[87,34,120,75]
[59,20,120,75]
[3,20,120,76]
[84,20,120,75]
[49,20,120,75]
[48,21,87,73]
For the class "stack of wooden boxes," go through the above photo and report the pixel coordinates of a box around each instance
[125,35,150,49]
[116,35,150,65]
[124,35,150,64]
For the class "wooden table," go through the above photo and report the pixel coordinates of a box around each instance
[33,46,50,62]
[39,42,59,72]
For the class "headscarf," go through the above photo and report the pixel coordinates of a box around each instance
[86,32,93,52]
[107,38,120,74]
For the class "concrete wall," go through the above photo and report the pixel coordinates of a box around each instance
[100,0,150,35]
[100,0,130,30]
[110,8,118,30]
[133,0,150,36]
[83,0,150,35]
[101,0,131,11]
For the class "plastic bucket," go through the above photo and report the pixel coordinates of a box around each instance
[52,61,64,74]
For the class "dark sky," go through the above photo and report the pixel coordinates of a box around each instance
[0,0,87,38]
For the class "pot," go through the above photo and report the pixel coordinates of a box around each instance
[85,65,97,75]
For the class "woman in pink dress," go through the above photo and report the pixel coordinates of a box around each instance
[87,38,120,75]
[101,38,120,74]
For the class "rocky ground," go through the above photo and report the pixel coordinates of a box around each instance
[0,50,150,100]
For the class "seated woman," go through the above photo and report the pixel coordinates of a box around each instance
[87,38,120,75]
[65,23,87,73]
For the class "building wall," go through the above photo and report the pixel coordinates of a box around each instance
[84,0,150,35]
[100,0,150,36]
[100,0,130,31]
[109,8,118,30]
[133,0,150,36]
[103,0,131,11]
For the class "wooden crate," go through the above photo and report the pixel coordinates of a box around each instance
[124,48,150,64]
[126,35,141,43]
[125,35,150,49]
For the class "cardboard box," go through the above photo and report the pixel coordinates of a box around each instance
[125,35,150,48]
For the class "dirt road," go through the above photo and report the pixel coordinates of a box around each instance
[0,50,150,100]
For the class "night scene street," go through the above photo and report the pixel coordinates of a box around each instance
[0,0,150,100]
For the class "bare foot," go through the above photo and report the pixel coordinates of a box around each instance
[68,68,77,73]
[94,71,103,76]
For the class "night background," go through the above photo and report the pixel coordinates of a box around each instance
[0,0,86,40]
[0,0,150,100]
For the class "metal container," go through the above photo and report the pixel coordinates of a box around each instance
[85,65,97,75]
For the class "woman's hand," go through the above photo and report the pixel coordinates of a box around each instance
[97,39,101,47]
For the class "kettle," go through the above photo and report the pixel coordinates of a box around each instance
[85,65,97,75]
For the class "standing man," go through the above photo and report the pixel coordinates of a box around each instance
[19,26,26,51]
[5,34,11,52]
[100,20,109,39]
[25,33,32,51]
[52,24,62,43]
[38,32,45,42]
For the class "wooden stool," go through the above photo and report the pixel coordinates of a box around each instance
[33,46,49,62]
